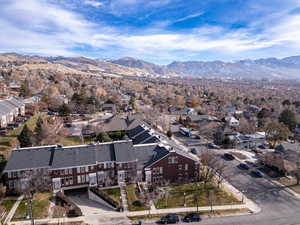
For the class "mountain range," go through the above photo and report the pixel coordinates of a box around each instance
[168,56,300,80]
[1,53,300,80]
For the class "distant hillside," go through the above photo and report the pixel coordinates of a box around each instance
[110,57,179,78]
[1,53,300,80]
[0,54,155,77]
[167,56,300,80]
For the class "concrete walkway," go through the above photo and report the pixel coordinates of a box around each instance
[119,182,129,212]
[5,195,24,224]
[126,204,248,217]
[9,216,85,225]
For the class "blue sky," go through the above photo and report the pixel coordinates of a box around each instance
[1,0,300,64]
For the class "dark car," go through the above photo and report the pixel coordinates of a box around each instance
[238,163,250,170]
[223,153,235,160]
[250,170,263,178]
[159,213,180,224]
[183,213,201,222]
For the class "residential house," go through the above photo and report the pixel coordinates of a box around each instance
[187,115,219,124]
[0,97,25,128]
[235,132,267,149]
[168,107,195,118]
[263,143,300,175]
[102,104,117,113]
[3,140,199,193]
[225,116,239,127]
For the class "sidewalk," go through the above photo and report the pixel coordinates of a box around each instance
[126,204,247,217]
[119,182,129,212]
[270,179,300,199]
[9,216,85,225]
[4,195,24,225]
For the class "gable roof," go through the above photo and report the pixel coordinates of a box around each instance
[0,97,24,116]
[4,140,136,171]
[102,115,128,132]
[275,143,300,153]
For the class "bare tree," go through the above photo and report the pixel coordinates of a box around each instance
[265,121,290,148]
[199,150,229,188]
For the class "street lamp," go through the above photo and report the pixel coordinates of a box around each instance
[241,190,247,203]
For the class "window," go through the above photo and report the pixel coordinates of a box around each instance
[80,167,86,173]
[168,156,178,164]
[77,176,81,184]
[185,164,188,170]
[81,175,86,183]
[178,164,182,170]
[159,167,163,174]
[68,168,73,175]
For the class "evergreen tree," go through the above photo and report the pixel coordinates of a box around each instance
[167,130,172,138]
[19,81,31,98]
[58,103,71,116]
[34,117,45,144]
[279,109,297,131]
[18,125,33,147]
[96,132,112,143]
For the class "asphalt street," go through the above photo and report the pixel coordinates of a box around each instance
[146,156,300,225]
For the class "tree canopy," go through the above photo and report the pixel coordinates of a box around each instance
[18,124,34,147]
[279,109,297,131]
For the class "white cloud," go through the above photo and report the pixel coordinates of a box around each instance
[1,0,300,62]
[174,12,204,23]
[83,0,103,8]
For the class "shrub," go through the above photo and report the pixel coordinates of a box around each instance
[132,200,143,207]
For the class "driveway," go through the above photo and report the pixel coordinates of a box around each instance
[65,189,131,225]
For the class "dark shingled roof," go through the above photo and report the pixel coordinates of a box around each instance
[132,131,152,145]
[113,141,135,162]
[143,136,160,144]
[133,144,169,168]
[4,140,136,171]
[4,147,53,171]
[127,125,145,139]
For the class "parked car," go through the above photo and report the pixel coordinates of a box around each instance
[223,153,235,160]
[238,163,250,170]
[250,170,263,178]
[159,213,180,224]
[183,213,201,222]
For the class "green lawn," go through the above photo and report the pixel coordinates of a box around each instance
[9,114,42,137]
[154,182,240,209]
[1,196,18,212]
[125,184,149,211]
[61,137,84,146]
[12,192,52,221]
[101,187,122,205]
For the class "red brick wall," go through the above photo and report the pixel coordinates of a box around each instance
[149,152,199,184]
